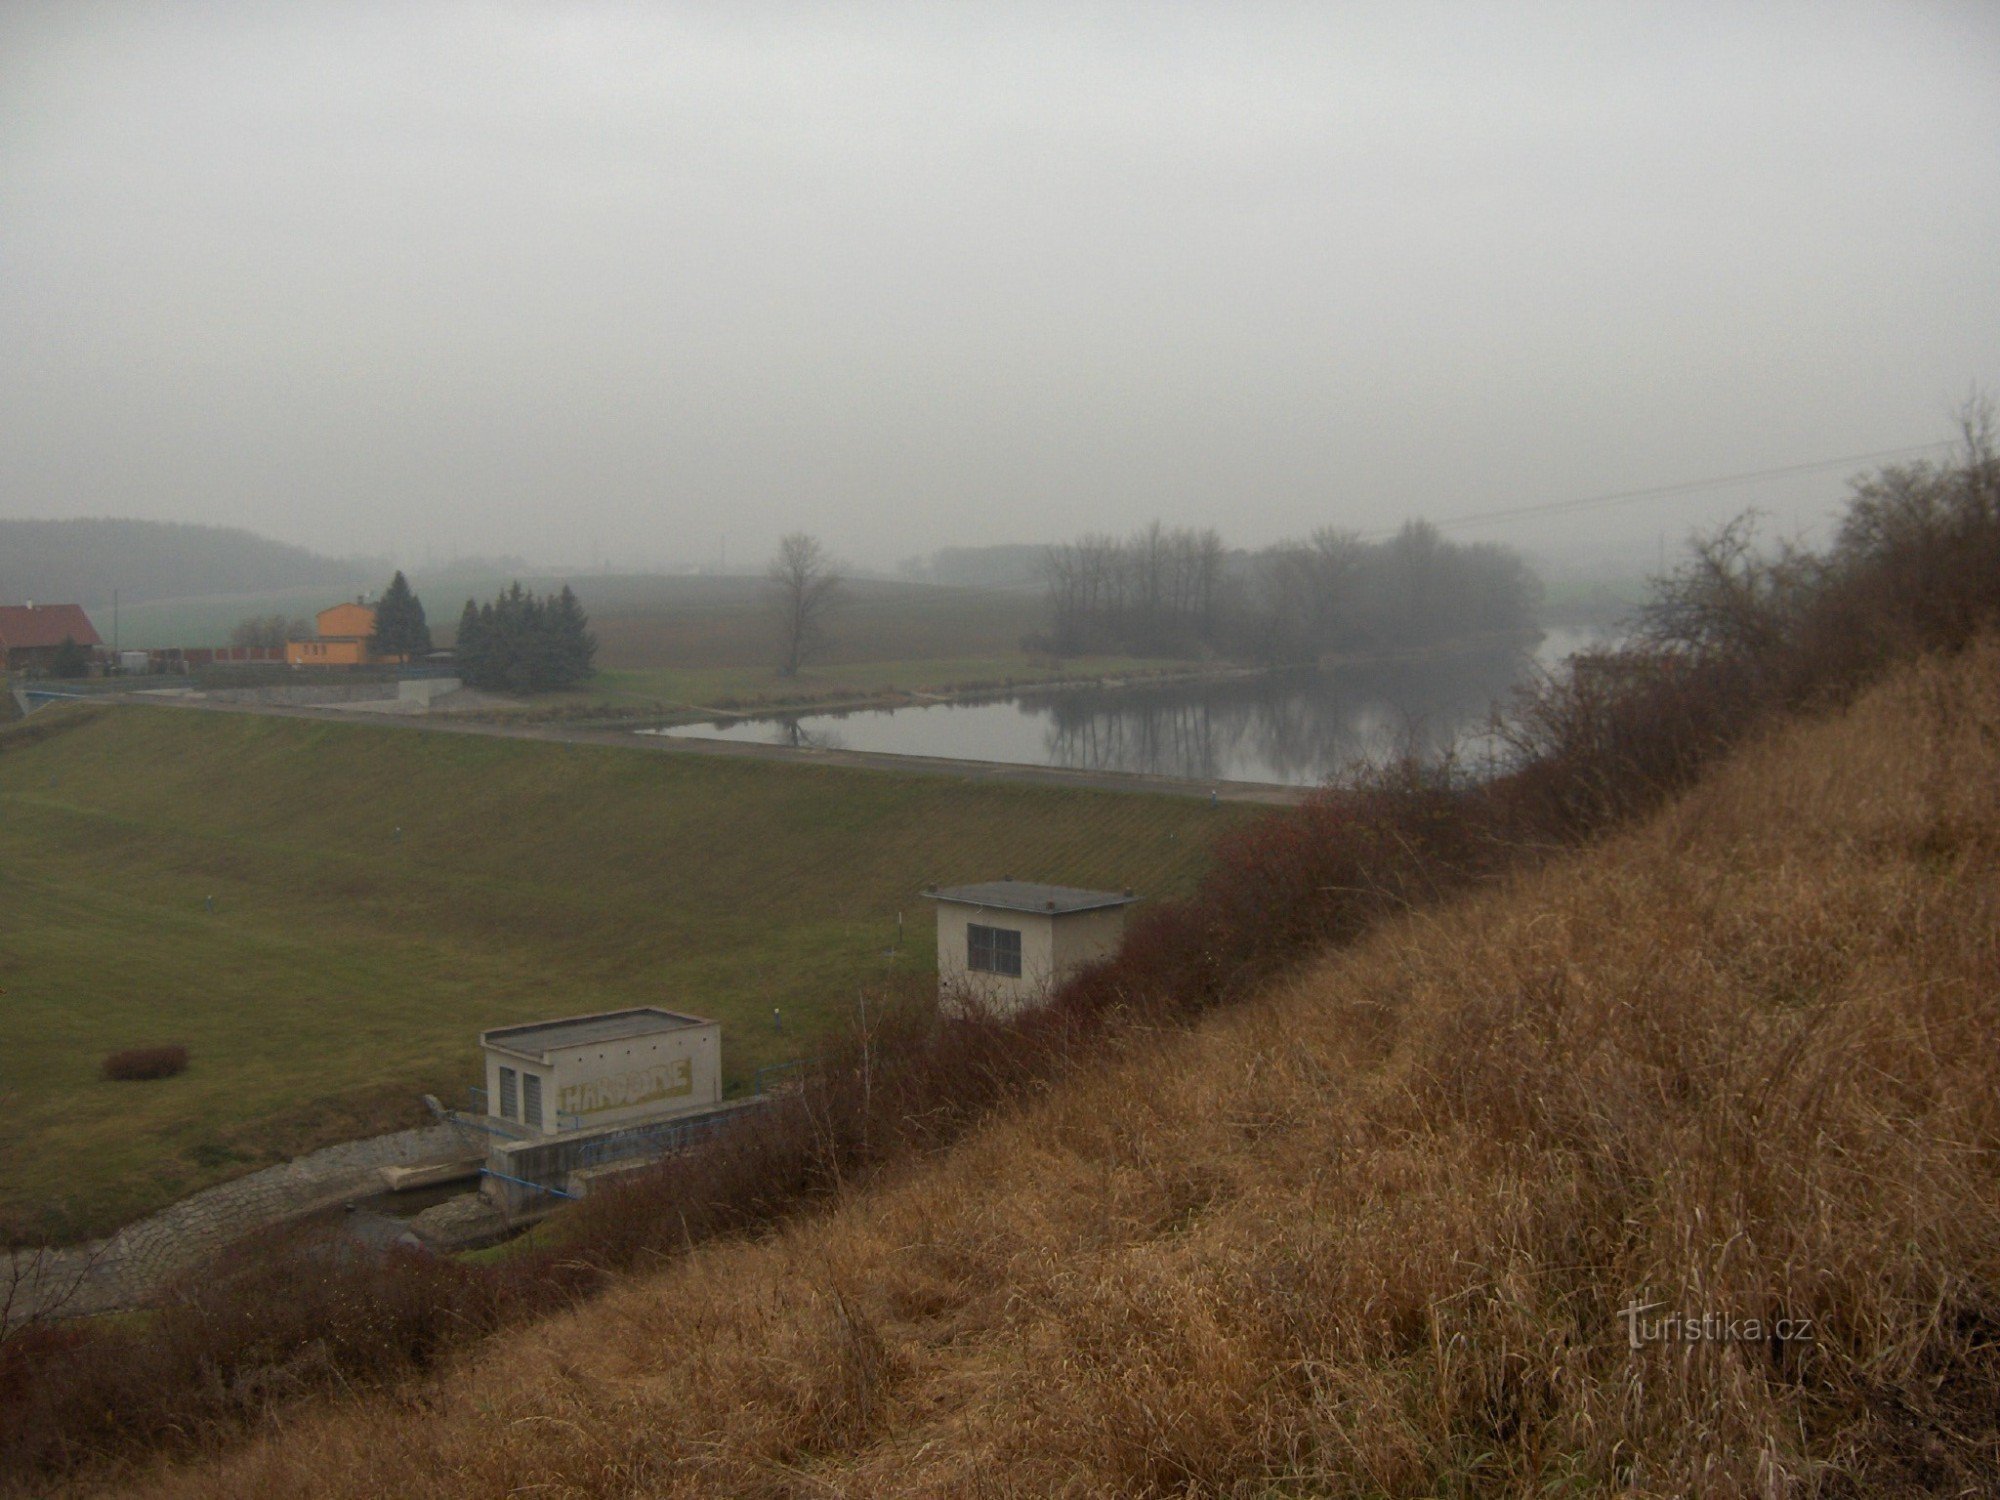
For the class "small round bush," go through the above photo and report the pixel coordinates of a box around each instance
[102,1046,190,1082]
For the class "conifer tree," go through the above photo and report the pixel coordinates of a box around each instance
[477,600,499,683]
[548,584,597,686]
[451,582,595,692]
[369,571,432,659]
[454,599,485,683]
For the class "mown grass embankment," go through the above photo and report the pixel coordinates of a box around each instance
[0,706,1250,1241]
[88,627,2000,1498]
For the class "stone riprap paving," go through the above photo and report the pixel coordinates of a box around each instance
[6,1121,470,1323]
[406,1192,512,1251]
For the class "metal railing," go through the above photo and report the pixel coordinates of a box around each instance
[458,1084,790,1199]
[451,1086,537,1140]
[20,688,89,712]
[447,1113,519,1139]
[496,1099,780,1137]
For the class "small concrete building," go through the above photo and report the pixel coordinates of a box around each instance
[926,880,1139,1018]
[480,1007,721,1138]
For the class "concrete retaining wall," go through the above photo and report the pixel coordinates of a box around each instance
[202,682,395,706]
[482,1099,766,1213]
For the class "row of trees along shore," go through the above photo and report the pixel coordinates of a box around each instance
[1039,518,1540,660]
[454,582,596,692]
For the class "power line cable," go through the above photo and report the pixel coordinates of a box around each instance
[1373,439,1956,538]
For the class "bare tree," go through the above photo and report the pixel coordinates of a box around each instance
[1041,541,1088,652]
[228,613,312,649]
[1640,513,1819,661]
[1044,515,1536,662]
[2,1241,100,1342]
[1302,526,1364,647]
[1193,526,1227,637]
[767,532,842,676]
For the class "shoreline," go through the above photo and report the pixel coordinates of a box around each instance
[614,660,1269,730]
[557,629,1547,732]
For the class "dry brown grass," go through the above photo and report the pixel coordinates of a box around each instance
[86,639,2000,1497]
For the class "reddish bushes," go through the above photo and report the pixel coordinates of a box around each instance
[1054,769,1494,1026]
[100,1046,189,1082]
[0,1216,607,1478]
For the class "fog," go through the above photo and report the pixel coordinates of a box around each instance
[3,2,1996,574]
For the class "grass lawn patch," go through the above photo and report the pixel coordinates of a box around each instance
[0,704,1251,1240]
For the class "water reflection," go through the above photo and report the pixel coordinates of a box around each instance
[774,718,845,752]
[1028,644,1528,784]
[646,632,1605,788]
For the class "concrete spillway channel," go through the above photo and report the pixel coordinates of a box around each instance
[7,1093,773,1326]
[5,1122,479,1324]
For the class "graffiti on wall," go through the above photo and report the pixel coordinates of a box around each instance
[559,1057,694,1118]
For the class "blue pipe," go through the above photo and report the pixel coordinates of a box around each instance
[478,1167,577,1200]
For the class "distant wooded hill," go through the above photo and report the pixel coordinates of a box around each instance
[0,519,377,607]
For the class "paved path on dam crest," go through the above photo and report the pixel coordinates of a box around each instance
[110,693,1312,805]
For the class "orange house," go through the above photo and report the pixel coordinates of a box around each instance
[286,601,401,667]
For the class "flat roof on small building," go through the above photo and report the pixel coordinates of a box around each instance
[924,880,1139,915]
[481,1006,710,1059]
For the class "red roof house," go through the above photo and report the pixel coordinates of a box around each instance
[0,603,103,672]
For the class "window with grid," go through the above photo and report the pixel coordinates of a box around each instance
[967,923,1023,977]
[523,1073,544,1129]
[498,1067,519,1121]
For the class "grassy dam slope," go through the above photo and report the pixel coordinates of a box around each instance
[0,705,1253,1240]
[109,642,2000,1498]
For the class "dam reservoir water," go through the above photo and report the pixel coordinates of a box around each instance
[641,630,1608,788]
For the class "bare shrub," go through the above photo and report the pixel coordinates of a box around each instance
[0,1217,599,1477]
[101,1046,188,1082]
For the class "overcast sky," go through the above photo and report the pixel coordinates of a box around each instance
[3,2,1996,572]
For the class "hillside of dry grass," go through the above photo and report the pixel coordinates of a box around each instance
[94,638,2000,1497]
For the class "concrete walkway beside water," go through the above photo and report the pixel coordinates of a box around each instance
[107,693,1313,805]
